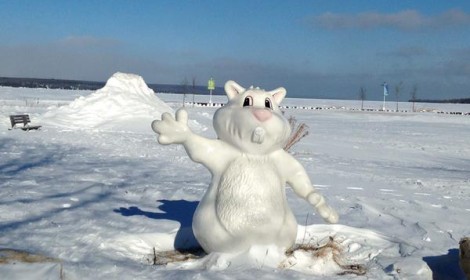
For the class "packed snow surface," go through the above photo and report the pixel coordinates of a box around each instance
[1,78,469,279]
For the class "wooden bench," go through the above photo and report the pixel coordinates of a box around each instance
[9,114,42,131]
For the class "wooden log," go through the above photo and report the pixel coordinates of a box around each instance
[0,249,63,280]
[460,237,470,279]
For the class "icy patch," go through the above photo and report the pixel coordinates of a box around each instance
[414,192,431,196]
[347,187,364,191]
[387,257,433,279]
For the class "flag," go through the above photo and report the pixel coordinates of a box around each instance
[208,78,215,91]
[383,82,389,96]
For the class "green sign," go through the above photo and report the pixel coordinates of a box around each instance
[208,78,215,90]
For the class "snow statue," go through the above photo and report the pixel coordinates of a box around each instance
[151,80,338,254]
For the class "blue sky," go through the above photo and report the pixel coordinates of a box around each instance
[1,0,470,100]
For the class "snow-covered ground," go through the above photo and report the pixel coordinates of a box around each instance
[1,74,469,279]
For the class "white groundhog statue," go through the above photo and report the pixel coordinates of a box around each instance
[151,80,338,254]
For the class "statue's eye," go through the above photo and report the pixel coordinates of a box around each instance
[243,96,253,107]
[265,98,273,109]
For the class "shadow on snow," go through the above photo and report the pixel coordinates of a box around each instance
[423,249,466,280]
[114,199,201,251]
[0,137,123,233]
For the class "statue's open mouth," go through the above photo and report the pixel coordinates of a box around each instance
[251,126,265,144]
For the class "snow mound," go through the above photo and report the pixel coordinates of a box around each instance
[106,224,429,277]
[41,72,173,133]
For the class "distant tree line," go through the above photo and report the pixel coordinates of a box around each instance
[359,82,470,111]
[410,98,470,104]
[0,77,224,95]
[0,77,105,90]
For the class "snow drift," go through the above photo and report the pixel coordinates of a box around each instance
[41,72,173,133]
[107,224,432,278]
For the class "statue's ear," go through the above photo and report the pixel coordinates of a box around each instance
[270,87,287,104]
[224,80,245,100]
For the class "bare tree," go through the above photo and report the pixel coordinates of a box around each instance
[181,77,189,107]
[410,84,418,112]
[394,81,403,112]
[192,77,196,107]
[359,86,366,110]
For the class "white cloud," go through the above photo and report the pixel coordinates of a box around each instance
[378,46,430,58]
[310,9,470,31]
[57,36,121,48]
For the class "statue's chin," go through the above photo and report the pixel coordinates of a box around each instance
[251,127,265,144]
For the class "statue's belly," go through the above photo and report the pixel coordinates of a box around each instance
[216,156,286,236]
[193,155,298,253]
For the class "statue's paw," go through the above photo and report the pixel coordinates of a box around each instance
[318,205,339,224]
[325,208,339,224]
[151,112,173,134]
[151,119,162,134]
[151,109,190,144]
[307,192,324,206]
[157,134,173,145]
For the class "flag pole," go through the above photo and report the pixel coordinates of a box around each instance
[208,77,215,106]
[382,91,386,111]
[382,82,388,111]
